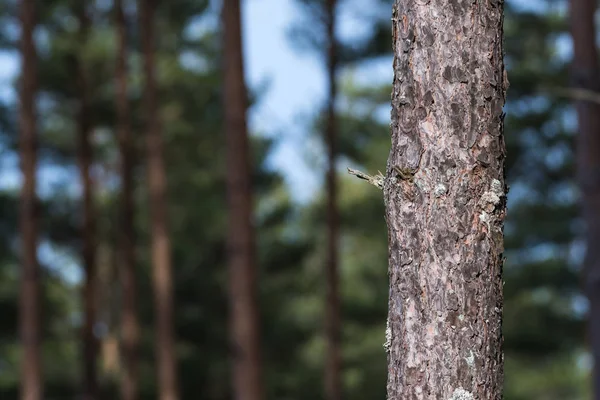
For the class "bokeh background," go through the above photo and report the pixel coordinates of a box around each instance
[0,0,590,399]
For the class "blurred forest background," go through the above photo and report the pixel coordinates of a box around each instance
[0,0,590,399]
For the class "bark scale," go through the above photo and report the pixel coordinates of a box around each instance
[384,1,507,398]
[18,0,42,398]
[222,1,264,399]
[138,0,179,398]
[324,1,341,399]
[115,0,139,398]
[568,1,600,399]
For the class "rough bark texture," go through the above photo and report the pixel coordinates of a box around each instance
[569,1,600,398]
[115,0,139,398]
[75,5,99,399]
[384,1,507,398]
[18,0,42,398]
[324,1,341,399]
[138,0,179,398]
[222,1,264,399]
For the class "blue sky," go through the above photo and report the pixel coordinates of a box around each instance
[0,0,552,200]
[0,0,561,194]
[0,0,574,282]
[243,0,399,201]
[0,0,341,282]
[0,0,348,202]
[243,0,326,202]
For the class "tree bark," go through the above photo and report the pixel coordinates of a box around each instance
[115,0,139,398]
[568,1,600,399]
[324,1,341,400]
[384,1,507,398]
[74,4,98,399]
[222,1,264,399]
[138,1,179,399]
[18,0,42,398]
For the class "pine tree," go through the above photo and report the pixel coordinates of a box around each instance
[222,0,264,399]
[115,0,139,398]
[73,3,99,398]
[569,0,600,398]
[384,1,507,397]
[324,0,341,399]
[18,0,42,398]
[138,0,179,398]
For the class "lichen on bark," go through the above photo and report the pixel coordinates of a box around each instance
[384,0,507,399]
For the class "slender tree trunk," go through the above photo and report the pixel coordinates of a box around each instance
[324,1,341,399]
[384,1,507,398]
[96,240,121,376]
[115,0,139,398]
[75,5,98,399]
[569,1,600,398]
[222,1,263,399]
[18,0,42,398]
[138,1,179,399]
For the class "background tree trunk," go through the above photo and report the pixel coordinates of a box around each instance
[115,0,139,398]
[568,1,600,398]
[75,4,98,399]
[324,1,341,400]
[138,0,179,398]
[19,0,42,398]
[384,1,507,398]
[222,1,263,399]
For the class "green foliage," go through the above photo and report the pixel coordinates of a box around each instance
[0,0,590,398]
[288,0,393,65]
[288,0,589,398]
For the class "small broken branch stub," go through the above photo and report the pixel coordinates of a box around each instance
[347,167,385,189]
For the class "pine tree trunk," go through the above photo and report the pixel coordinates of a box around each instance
[18,0,42,398]
[568,1,600,398]
[115,0,139,398]
[384,1,507,398]
[324,1,341,399]
[222,1,263,399]
[75,5,98,399]
[138,0,179,398]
